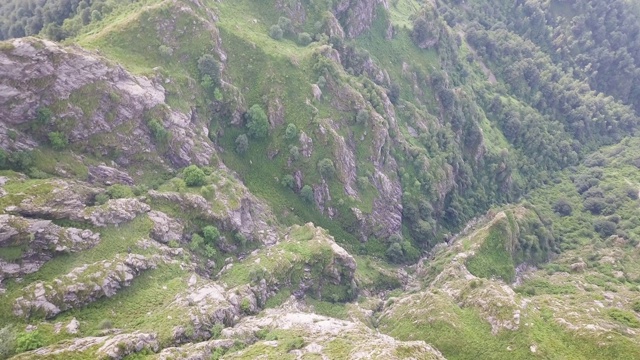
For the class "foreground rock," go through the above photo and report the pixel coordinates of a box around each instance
[0,214,100,282]
[14,332,159,360]
[14,254,156,319]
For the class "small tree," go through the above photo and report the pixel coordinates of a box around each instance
[246,105,269,139]
[553,199,572,216]
[318,158,335,178]
[235,134,249,154]
[289,145,300,161]
[298,32,312,46]
[355,109,370,124]
[285,123,298,140]
[203,225,221,243]
[301,185,314,202]
[48,131,68,150]
[197,54,220,85]
[269,25,283,40]
[281,174,295,189]
[183,165,206,187]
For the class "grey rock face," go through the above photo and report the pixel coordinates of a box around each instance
[333,0,384,38]
[88,198,150,227]
[13,254,156,319]
[0,37,215,168]
[148,210,183,244]
[98,332,159,359]
[0,214,100,281]
[148,185,278,246]
[88,165,134,186]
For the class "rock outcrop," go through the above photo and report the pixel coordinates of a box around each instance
[148,210,183,244]
[0,37,215,167]
[14,254,156,319]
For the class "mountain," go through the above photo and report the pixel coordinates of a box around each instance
[2,0,640,359]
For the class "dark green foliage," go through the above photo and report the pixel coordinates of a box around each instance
[553,199,572,216]
[284,337,305,351]
[197,54,220,86]
[297,32,312,46]
[106,184,134,199]
[609,309,640,328]
[301,185,314,202]
[269,25,283,40]
[15,331,43,352]
[355,109,370,124]
[317,158,335,178]
[281,174,295,189]
[289,145,300,161]
[235,134,249,154]
[94,193,109,205]
[277,16,292,35]
[147,119,169,144]
[183,165,206,187]
[203,225,220,243]
[35,107,52,126]
[190,233,216,258]
[48,131,68,150]
[594,220,617,238]
[0,326,16,358]
[284,123,298,140]
[245,105,269,139]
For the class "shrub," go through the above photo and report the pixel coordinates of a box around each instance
[203,226,221,243]
[95,193,109,205]
[0,326,16,358]
[48,131,68,150]
[106,184,134,199]
[553,199,572,216]
[235,134,249,154]
[269,25,283,40]
[357,176,369,190]
[317,158,335,178]
[633,301,640,313]
[15,331,43,352]
[35,107,52,126]
[147,119,169,143]
[355,109,370,124]
[298,32,312,46]
[583,197,606,214]
[197,54,220,84]
[277,16,293,34]
[285,123,298,140]
[98,319,113,330]
[183,165,206,187]
[246,105,269,139]
[594,220,617,238]
[301,185,314,202]
[158,45,173,57]
[240,298,251,314]
[386,242,404,263]
[210,324,223,339]
[281,174,295,189]
[284,336,305,351]
[289,145,300,161]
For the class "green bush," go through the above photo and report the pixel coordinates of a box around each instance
[48,131,68,150]
[285,123,298,140]
[203,225,221,243]
[197,54,220,85]
[95,193,109,205]
[355,109,370,124]
[106,184,134,199]
[246,105,269,139]
[98,319,113,330]
[553,199,572,216]
[284,336,305,351]
[147,118,169,143]
[318,158,335,178]
[301,185,314,202]
[35,107,52,126]
[269,25,283,40]
[289,145,300,161]
[609,308,640,328]
[183,165,206,187]
[15,331,43,352]
[281,174,295,189]
[240,298,251,314]
[0,326,16,358]
[594,219,617,237]
[297,32,312,46]
[235,134,249,154]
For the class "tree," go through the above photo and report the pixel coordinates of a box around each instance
[183,165,206,187]
[246,105,269,139]
[289,145,300,161]
[285,123,298,140]
[281,174,295,189]
[203,225,221,243]
[594,219,617,237]
[48,131,68,150]
[197,54,220,85]
[235,134,249,154]
[355,109,370,124]
[553,199,572,216]
[318,158,335,178]
[298,32,312,46]
[269,25,283,40]
[301,185,314,202]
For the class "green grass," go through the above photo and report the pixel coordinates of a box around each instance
[465,219,515,283]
